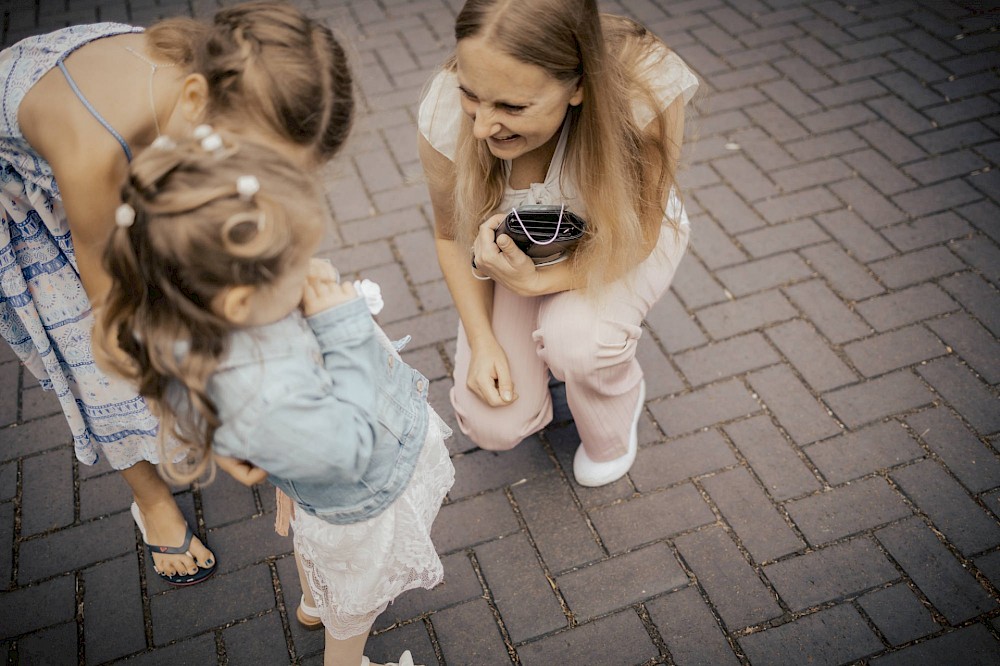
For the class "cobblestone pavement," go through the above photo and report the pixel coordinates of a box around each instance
[2,0,1000,664]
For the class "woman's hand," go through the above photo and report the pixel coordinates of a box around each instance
[467,336,518,407]
[301,258,358,316]
[472,214,541,296]
[215,454,269,486]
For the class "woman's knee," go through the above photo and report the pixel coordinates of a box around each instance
[451,389,548,451]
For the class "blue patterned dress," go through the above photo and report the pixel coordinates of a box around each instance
[0,23,163,468]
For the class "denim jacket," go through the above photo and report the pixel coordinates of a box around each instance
[205,297,430,524]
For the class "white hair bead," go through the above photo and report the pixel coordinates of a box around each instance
[236,175,260,201]
[115,203,136,228]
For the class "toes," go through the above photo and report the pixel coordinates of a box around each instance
[188,537,216,569]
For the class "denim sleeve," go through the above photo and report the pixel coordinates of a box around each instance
[232,298,382,484]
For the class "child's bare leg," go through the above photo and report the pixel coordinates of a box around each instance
[324,630,367,666]
[295,548,317,607]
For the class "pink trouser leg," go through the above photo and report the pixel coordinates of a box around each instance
[451,220,689,456]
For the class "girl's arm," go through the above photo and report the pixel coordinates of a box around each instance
[420,135,517,406]
[233,297,382,484]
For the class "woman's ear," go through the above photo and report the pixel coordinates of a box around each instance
[217,285,255,324]
[180,73,210,123]
[569,78,584,107]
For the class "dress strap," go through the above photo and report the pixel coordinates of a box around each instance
[56,59,133,162]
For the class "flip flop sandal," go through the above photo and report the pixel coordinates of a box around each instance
[295,595,324,631]
[131,502,217,587]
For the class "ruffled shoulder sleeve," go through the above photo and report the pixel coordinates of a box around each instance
[632,45,700,128]
[418,69,463,162]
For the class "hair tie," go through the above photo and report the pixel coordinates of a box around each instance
[150,135,176,150]
[201,133,225,154]
[236,175,260,201]
[115,203,136,228]
[193,124,214,140]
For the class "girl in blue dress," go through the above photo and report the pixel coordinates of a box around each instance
[0,1,354,585]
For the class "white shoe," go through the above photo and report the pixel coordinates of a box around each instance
[572,380,645,487]
[360,651,417,666]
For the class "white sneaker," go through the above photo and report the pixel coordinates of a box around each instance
[572,380,645,487]
[360,651,417,666]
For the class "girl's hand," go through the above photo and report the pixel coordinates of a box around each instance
[301,259,358,316]
[215,454,268,486]
[472,214,541,296]
[467,336,518,407]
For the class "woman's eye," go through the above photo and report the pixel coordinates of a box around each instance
[500,104,526,113]
[459,88,477,101]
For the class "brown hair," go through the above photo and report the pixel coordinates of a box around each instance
[147,1,354,164]
[447,0,680,291]
[95,133,326,483]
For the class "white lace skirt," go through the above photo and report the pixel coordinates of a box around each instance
[293,408,454,639]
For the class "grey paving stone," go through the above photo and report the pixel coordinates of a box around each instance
[272,555,323,657]
[764,538,899,611]
[697,290,799,340]
[150,564,275,644]
[0,414,72,464]
[0,574,76,637]
[824,370,936,429]
[801,243,885,301]
[449,443,553,500]
[198,472,258,529]
[843,325,948,378]
[702,467,805,563]
[892,459,1000,556]
[939,272,1000,338]
[871,623,1000,665]
[881,212,975,252]
[82,554,145,664]
[689,213,748,269]
[558,542,688,621]
[517,609,658,666]
[20,446,74,537]
[0,502,11,591]
[630,430,738,492]
[222,611,289,666]
[0,368,17,428]
[765,320,858,392]
[114,633,219,666]
[749,365,842,445]
[646,585,740,666]
[876,517,997,624]
[857,583,941,646]
[17,621,76,666]
[208,512,291,574]
[855,283,960,332]
[927,312,1000,384]
[510,473,604,574]
[672,254,731,310]
[644,291,708,355]
[475,532,566,642]
[590,483,716,553]
[19,385,62,422]
[738,604,883,666]
[18,511,134,584]
[917,357,1000,434]
[784,280,871,344]
[674,525,782,630]
[951,236,1000,285]
[785,476,913,546]
[870,246,967,290]
[635,333,686,399]
[716,253,814,297]
[804,421,924,485]
[724,415,822,501]
[79,471,133,522]
[431,490,519,554]
[648,379,760,437]
[433,598,511,666]
[674,332,780,386]
[905,407,1000,493]
[0,462,16,502]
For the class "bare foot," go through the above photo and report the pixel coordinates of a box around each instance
[134,499,214,578]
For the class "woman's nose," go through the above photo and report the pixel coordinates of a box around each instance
[472,108,500,140]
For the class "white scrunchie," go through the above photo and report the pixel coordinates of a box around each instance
[353,279,384,315]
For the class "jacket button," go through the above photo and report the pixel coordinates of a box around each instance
[416,380,424,392]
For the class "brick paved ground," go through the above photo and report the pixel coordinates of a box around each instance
[1,0,999,664]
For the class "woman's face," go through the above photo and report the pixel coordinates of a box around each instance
[455,35,583,162]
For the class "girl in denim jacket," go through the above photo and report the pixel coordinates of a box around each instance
[95,130,454,666]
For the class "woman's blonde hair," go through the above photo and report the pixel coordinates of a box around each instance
[449,0,680,290]
[95,134,326,483]
[147,1,354,164]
